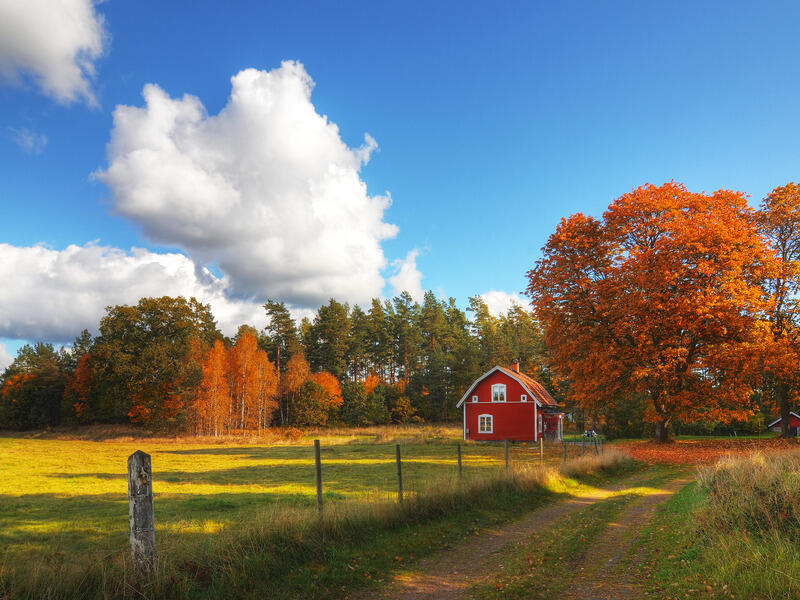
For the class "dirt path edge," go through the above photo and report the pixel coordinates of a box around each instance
[355,470,686,600]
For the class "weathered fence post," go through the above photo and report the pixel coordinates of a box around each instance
[314,439,323,514]
[396,444,403,503]
[594,438,599,456]
[504,438,510,470]
[539,437,544,465]
[562,438,567,462]
[457,443,462,478]
[601,438,604,455]
[581,437,585,457]
[127,450,155,573]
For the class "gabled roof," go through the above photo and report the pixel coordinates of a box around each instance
[456,365,558,408]
[767,412,800,428]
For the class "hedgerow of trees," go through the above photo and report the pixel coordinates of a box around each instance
[4,181,800,440]
[0,292,552,433]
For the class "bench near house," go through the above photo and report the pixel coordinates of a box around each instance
[456,361,563,442]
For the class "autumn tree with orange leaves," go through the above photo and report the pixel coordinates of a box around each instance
[195,340,231,436]
[228,328,278,434]
[192,334,278,436]
[228,329,260,432]
[757,183,800,437]
[251,350,279,435]
[62,354,93,423]
[279,352,310,425]
[293,370,344,426]
[527,182,770,442]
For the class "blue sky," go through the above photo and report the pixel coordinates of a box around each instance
[2,0,800,364]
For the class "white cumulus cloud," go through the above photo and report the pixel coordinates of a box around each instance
[388,249,424,301]
[0,341,12,371]
[0,0,106,105]
[0,243,267,342]
[96,61,399,308]
[480,290,527,317]
[10,127,48,155]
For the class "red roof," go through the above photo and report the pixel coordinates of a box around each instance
[496,366,559,407]
[456,365,559,408]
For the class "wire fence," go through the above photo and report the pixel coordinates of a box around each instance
[124,436,604,569]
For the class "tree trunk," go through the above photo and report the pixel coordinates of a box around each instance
[240,380,246,433]
[655,419,670,443]
[778,382,791,438]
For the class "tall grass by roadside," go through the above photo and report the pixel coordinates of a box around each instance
[559,448,632,478]
[689,450,800,598]
[698,449,800,535]
[0,450,634,600]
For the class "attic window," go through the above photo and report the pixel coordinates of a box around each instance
[491,383,506,402]
[472,395,478,403]
[521,394,527,402]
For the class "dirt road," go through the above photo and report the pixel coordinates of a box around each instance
[358,470,689,600]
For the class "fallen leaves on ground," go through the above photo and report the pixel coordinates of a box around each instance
[611,438,800,465]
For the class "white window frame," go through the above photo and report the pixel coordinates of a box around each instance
[491,383,507,403]
[521,394,527,402]
[472,395,479,403]
[478,413,493,434]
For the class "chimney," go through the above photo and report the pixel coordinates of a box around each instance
[510,359,520,373]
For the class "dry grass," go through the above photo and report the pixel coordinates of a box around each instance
[558,449,632,478]
[691,449,800,598]
[698,449,800,535]
[11,423,464,446]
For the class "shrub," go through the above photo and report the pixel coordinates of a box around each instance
[698,449,800,536]
[283,427,304,441]
[292,381,330,427]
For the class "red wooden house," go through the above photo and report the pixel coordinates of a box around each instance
[767,412,800,436]
[456,362,563,442]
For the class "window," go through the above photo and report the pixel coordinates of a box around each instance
[491,383,506,402]
[472,395,479,403]
[521,394,527,402]
[478,414,493,433]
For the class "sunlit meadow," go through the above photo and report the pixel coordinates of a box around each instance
[0,426,583,564]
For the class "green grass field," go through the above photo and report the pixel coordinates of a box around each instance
[1,425,608,598]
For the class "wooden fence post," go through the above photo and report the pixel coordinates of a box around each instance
[457,443,462,478]
[504,438,510,470]
[396,444,403,503]
[601,438,604,455]
[539,437,544,465]
[594,438,599,456]
[581,437,585,457]
[562,438,567,462]
[314,439,323,514]
[127,450,155,573]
